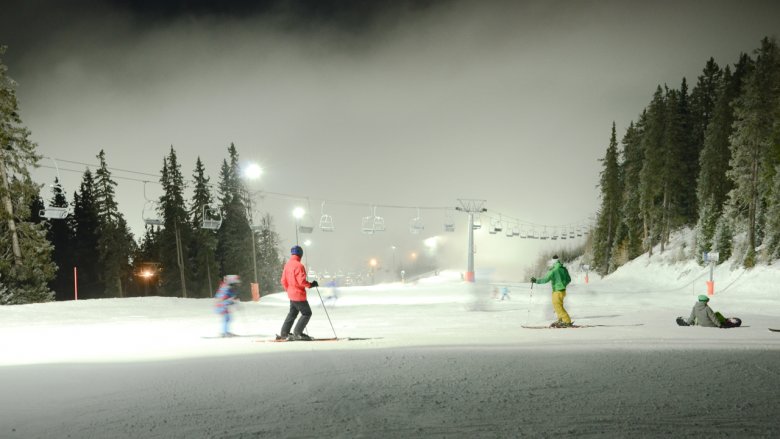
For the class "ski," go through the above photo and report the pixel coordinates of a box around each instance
[769,328,780,332]
[258,337,372,343]
[522,324,644,329]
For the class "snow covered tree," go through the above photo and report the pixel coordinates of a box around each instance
[725,38,780,268]
[159,147,192,297]
[188,157,219,297]
[0,45,55,304]
[690,58,722,167]
[638,86,667,255]
[764,164,780,260]
[695,56,751,264]
[616,117,645,261]
[593,123,621,275]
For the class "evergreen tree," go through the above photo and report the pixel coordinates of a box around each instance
[765,164,780,260]
[70,170,102,298]
[159,147,192,297]
[46,178,73,300]
[188,157,219,297]
[690,58,722,165]
[0,45,55,304]
[94,150,135,297]
[255,213,282,296]
[638,86,667,255]
[618,116,645,260]
[592,123,622,275]
[695,56,752,263]
[215,143,254,298]
[725,38,780,267]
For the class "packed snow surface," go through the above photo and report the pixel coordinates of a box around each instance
[1,265,779,438]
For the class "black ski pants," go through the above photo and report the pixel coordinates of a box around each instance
[281,300,312,336]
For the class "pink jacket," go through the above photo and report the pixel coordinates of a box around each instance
[280,255,311,301]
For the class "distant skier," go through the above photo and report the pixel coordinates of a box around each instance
[530,255,573,327]
[324,279,339,306]
[214,275,241,337]
[500,286,511,301]
[676,295,742,328]
[278,245,319,341]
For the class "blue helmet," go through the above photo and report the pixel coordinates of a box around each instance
[291,245,303,257]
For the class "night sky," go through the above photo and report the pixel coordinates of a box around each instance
[1,0,779,275]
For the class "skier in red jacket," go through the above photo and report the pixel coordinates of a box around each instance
[277,245,319,341]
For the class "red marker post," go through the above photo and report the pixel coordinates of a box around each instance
[73,267,79,301]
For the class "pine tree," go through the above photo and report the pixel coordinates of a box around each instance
[189,157,219,297]
[215,143,254,297]
[0,45,56,304]
[70,170,103,298]
[764,164,780,259]
[255,213,282,296]
[46,178,73,300]
[593,123,622,275]
[695,56,752,264]
[726,38,780,267]
[159,147,192,297]
[638,86,667,255]
[94,150,135,297]
[617,117,645,260]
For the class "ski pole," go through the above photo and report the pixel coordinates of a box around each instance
[315,286,338,339]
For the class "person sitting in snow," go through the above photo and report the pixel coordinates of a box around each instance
[677,295,742,328]
[530,255,573,327]
[214,275,241,337]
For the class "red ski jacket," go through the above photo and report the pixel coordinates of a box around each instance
[280,255,311,301]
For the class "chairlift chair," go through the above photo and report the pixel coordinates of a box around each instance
[472,215,482,230]
[540,229,549,240]
[201,205,222,230]
[362,206,385,234]
[490,217,503,233]
[40,159,69,220]
[505,226,514,237]
[409,208,425,234]
[512,227,520,237]
[443,211,455,232]
[141,182,163,226]
[319,202,335,232]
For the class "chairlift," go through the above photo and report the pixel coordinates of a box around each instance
[362,206,385,234]
[505,226,514,237]
[297,200,315,234]
[512,227,520,237]
[443,210,455,232]
[39,158,69,220]
[319,201,335,232]
[201,205,222,230]
[540,228,549,240]
[490,217,503,233]
[472,215,482,230]
[551,228,559,240]
[141,181,163,226]
[409,208,424,234]
[518,228,528,239]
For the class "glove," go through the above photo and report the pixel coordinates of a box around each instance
[530,277,536,283]
[310,280,319,288]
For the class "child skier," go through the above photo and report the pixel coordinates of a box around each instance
[677,295,742,328]
[214,275,241,337]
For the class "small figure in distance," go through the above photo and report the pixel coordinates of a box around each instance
[214,275,241,337]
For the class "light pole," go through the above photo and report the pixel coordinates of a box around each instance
[293,207,305,246]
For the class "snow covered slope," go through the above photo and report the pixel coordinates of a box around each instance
[0,268,778,437]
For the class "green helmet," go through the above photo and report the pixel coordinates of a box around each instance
[697,294,710,302]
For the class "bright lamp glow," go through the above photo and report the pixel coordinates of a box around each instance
[293,207,305,219]
[369,258,378,267]
[303,239,312,247]
[243,163,263,180]
[424,237,438,249]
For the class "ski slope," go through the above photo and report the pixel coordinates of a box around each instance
[1,266,779,438]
